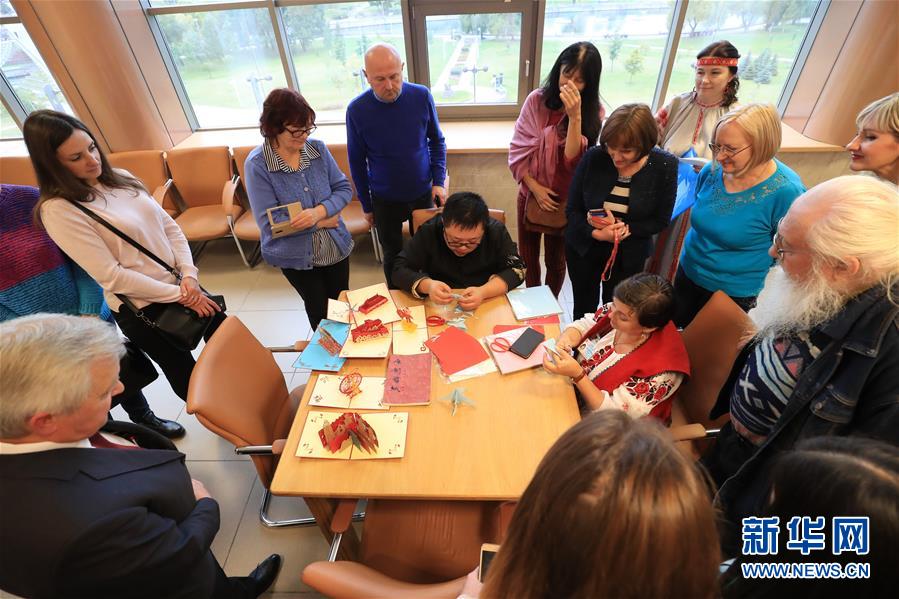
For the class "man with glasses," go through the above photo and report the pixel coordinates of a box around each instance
[392,192,525,311]
[346,43,447,284]
[698,176,899,557]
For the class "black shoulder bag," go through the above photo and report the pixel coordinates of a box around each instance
[67,200,225,351]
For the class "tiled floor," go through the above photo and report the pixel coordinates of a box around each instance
[81,235,571,598]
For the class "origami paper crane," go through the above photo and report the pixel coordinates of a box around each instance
[440,387,476,416]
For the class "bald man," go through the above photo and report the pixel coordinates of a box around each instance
[346,43,447,284]
[699,176,899,555]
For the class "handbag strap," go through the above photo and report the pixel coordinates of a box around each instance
[66,199,182,280]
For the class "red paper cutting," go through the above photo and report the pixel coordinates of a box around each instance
[358,294,388,314]
[350,319,390,343]
[423,325,489,375]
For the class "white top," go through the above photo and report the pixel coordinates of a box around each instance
[659,91,732,160]
[40,172,198,311]
[567,315,684,418]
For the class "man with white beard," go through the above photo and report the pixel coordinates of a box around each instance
[699,175,899,556]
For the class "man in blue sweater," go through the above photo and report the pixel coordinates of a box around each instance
[346,43,447,284]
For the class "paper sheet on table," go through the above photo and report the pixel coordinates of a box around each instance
[485,327,548,375]
[506,286,564,320]
[307,374,387,410]
[446,350,498,383]
[295,411,408,460]
[424,325,489,375]
[346,283,399,324]
[382,354,431,406]
[294,320,349,372]
[326,299,352,323]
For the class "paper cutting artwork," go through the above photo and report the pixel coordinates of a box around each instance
[340,319,392,358]
[347,283,399,324]
[307,374,387,410]
[506,286,564,321]
[296,411,408,460]
[295,319,349,372]
[424,325,489,376]
[326,299,352,323]
[485,327,549,375]
[382,354,431,406]
[392,305,429,355]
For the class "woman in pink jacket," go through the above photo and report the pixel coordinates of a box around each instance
[509,41,604,297]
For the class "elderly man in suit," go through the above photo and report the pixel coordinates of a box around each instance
[0,314,281,599]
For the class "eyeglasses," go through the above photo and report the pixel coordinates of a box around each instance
[771,231,806,259]
[443,230,483,249]
[284,125,317,138]
[708,143,751,158]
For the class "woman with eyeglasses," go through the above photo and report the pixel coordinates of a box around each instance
[244,88,353,330]
[673,103,805,328]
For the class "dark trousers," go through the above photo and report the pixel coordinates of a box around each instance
[516,194,566,297]
[113,304,226,401]
[113,390,152,421]
[371,191,434,286]
[566,241,648,320]
[672,266,756,328]
[282,256,350,331]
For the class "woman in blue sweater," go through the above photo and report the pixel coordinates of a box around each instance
[244,89,353,330]
[674,103,806,327]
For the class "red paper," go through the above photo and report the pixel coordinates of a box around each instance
[424,326,489,375]
[383,354,431,406]
[524,314,560,325]
[493,324,545,335]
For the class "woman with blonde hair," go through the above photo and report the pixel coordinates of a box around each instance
[471,411,720,599]
[846,92,899,185]
[673,103,805,327]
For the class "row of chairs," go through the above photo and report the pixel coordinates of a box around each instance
[186,291,750,597]
[0,146,373,267]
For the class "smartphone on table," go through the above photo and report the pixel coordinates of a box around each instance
[509,327,545,359]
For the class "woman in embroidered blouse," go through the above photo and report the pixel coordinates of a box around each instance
[673,103,805,328]
[509,41,604,297]
[244,88,353,331]
[846,92,899,185]
[543,273,689,421]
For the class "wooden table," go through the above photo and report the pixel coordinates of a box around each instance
[271,290,579,551]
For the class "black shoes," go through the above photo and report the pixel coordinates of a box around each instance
[133,412,186,439]
[249,554,282,596]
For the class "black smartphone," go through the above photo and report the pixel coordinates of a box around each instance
[509,327,545,359]
[479,543,499,583]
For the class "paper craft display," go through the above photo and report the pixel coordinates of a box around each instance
[296,411,408,460]
[392,305,429,355]
[307,373,387,410]
[347,283,399,325]
[266,202,303,239]
[506,286,564,321]
[424,325,489,376]
[326,299,352,324]
[295,320,349,371]
[382,354,431,406]
[340,319,392,358]
[486,327,549,374]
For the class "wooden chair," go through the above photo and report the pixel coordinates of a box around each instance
[0,156,38,187]
[165,146,243,258]
[186,316,315,527]
[411,205,505,235]
[302,499,515,597]
[670,291,753,460]
[107,150,178,217]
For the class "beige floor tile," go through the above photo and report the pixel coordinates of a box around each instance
[224,480,329,594]
[242,268,307,312]
[235,310,313,348]
[273,351,302,373]
[186,460,258,562]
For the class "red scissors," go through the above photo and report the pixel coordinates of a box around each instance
[489,337,512,353]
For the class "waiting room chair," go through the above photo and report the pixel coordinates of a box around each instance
[302,499,515,598]
[186,315,315,527]
[107,150,178,217]
[230,145,264,267]
[165,146,243,258]
[670,291,753,460]
[329,144,377,260]
[0,156,38,187]
[411,203,504,235]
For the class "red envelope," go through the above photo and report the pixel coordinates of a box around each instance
[424,326,489,375]
[493,324,545,335]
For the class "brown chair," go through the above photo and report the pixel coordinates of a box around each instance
[329,143,377,259]
[0,156,38,186]
[671,291,753,460]
[411,205,505,235]
[186,315,315,527]
[230,145,263,266]
[107,150,178,217]
[166,146,243,257]
[302,499,515,597]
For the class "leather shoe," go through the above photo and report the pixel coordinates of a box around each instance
[248,554,281,595]
[133,413,186,439]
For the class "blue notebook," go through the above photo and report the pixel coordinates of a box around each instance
[506,285,564,321]
[294,319,350,372]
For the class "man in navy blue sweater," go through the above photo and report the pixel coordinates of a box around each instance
[346,43,447,284]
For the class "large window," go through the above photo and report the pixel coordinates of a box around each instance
[142,0,827,130]
[0,0,74,139]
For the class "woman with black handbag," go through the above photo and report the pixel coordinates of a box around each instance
[24,110,224,402]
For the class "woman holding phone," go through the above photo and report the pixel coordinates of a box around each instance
[244,88,353,331]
